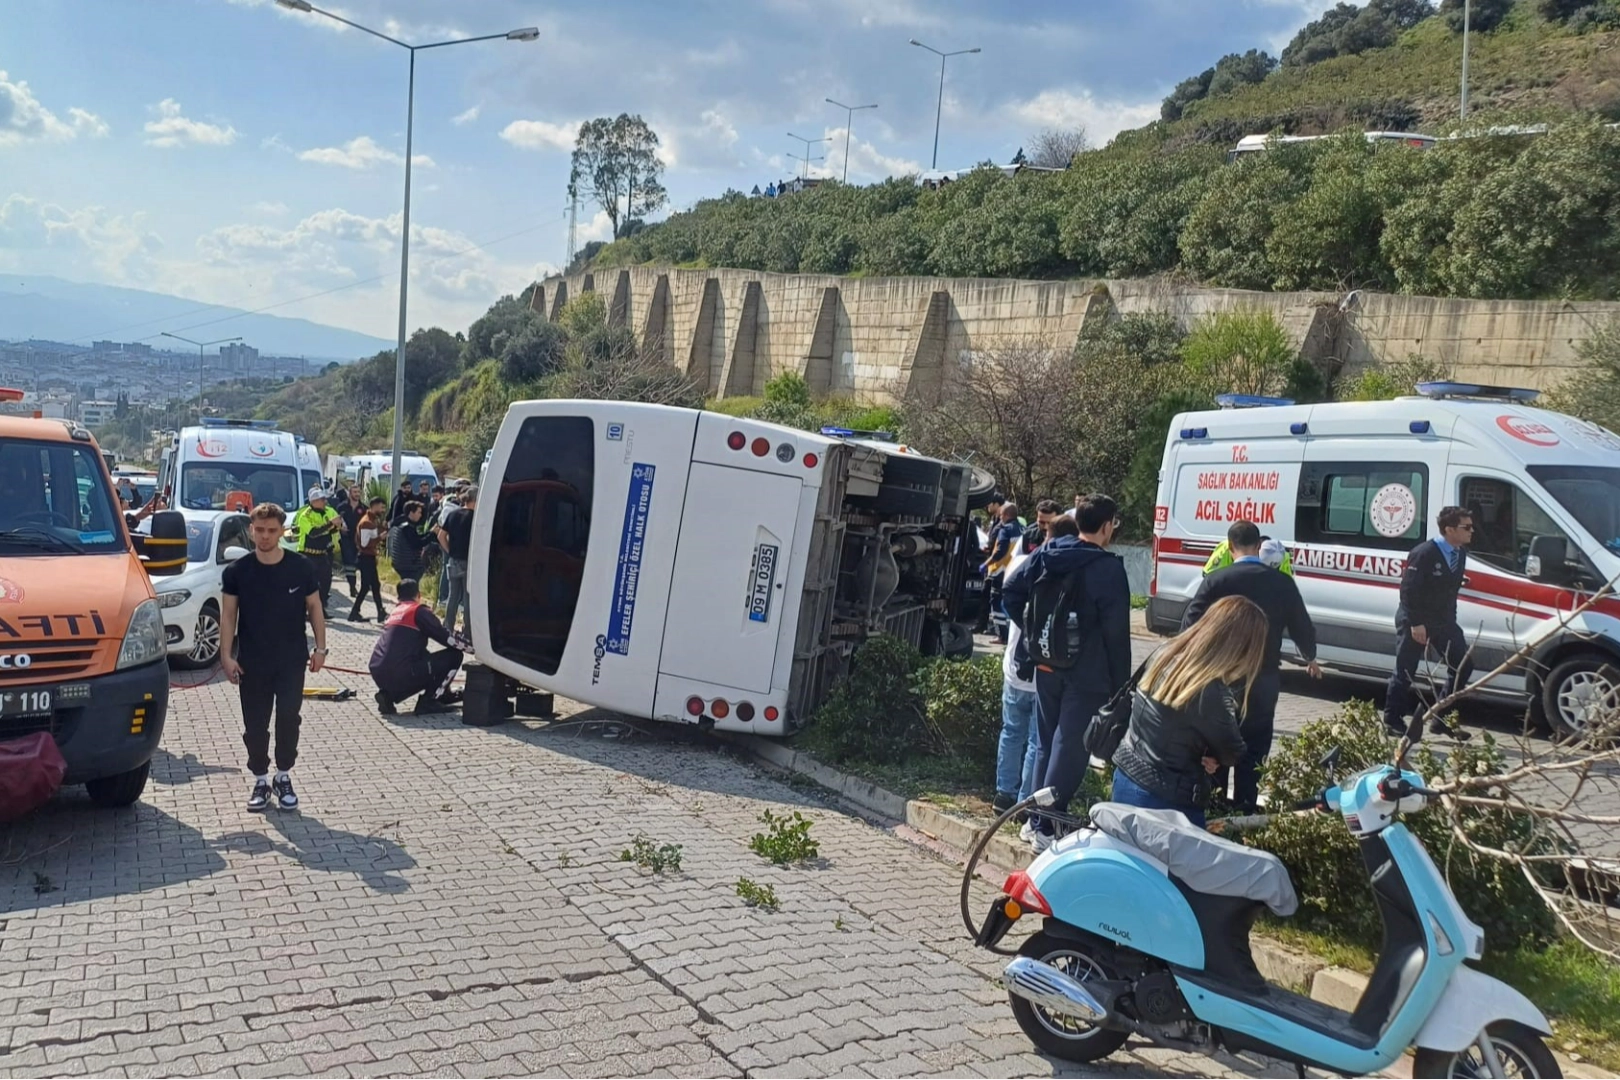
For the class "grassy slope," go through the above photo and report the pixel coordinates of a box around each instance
[1134,11,1620,147]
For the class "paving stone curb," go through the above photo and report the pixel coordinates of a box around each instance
[731,734,1608,1079]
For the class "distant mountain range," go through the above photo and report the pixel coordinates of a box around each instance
[0,275,394,360]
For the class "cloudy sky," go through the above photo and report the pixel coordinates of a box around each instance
[3,0,1333,342]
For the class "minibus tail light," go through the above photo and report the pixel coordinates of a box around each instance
[685,696,704,716]
[803,453,819,468]
[727,431,746,451]
[736,702,755,722]
[711,699,730,718]
[751,437,770,457]
[763,706,780,722]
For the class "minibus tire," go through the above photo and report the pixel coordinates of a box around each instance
[85,761,150,808]
[1541,653,1620,742]
[966,467,997,510]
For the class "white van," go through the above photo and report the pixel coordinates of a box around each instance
[1147,384,1620,738]
[156,420,304,513]
[296,440,323,499]
[342,450,439,493]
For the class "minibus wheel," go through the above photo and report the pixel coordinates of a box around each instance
[1541,652,1620,742]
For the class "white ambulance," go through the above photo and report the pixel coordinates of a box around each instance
[156,419,305,514]
[1147,383,1620,738]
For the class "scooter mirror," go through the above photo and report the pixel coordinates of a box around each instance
[1032,787,1058,808]
[1318,746,1342,778]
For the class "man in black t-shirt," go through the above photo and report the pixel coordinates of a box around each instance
[220,502,327,813]
[435,484,477,638]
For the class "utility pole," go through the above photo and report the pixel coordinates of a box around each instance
[1460,0,1471,119]
[566,188,579,268]
[825,98,878,184]
[909,39,980,171]
[787,132,830,182]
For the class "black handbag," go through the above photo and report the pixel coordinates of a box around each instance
[1082,655,1152,763]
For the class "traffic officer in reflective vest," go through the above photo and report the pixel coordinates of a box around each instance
[293,486,345,614]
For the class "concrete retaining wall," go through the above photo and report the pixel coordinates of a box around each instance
[532,267,1619,403]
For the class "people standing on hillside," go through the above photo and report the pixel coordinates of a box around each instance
[1385,506,1475,738]
[1181,519,1321,813]
[388,501,432,584]
[1002,496,1132,852]
[435,484,478,638]
[219,502,326,813]
[348,496,389,623]
[293,487,345,614]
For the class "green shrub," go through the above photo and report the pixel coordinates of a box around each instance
[736,877,780,911]
[914,654,1004,767]
[749,810,820,864]
[1250,699,1557,950]
[1341,354,1450,400]
[801,635,927,763]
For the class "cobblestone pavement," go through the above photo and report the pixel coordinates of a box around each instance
[0,619,1321,1079]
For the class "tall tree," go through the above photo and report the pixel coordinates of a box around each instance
[569,114,668,240]
[1026,127,1089,169]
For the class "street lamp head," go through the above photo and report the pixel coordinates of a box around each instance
[908,38,922,46]
[506,27,540,41]
[275,0,313,11]
[967,47,982,53]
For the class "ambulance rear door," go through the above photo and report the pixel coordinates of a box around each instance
[1157,408,1306,627]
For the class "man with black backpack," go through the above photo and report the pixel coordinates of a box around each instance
[1002,494,1132,853]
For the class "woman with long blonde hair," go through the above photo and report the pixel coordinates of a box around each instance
[1109,595,1267,827]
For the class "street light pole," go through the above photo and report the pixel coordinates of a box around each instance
[909,40,980,172]
[787,132,830,182]
[1460,0,1472,120]
[825,99,878,184]
[160,332,242,417]
[274,0,539,498]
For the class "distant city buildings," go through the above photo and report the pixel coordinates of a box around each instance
[219,342,260,370]
[78,400,118,427]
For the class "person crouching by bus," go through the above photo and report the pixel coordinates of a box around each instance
[294,487,344,614]
[369,579,466,715]
[348,496,388,623]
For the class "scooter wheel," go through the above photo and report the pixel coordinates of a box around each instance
[1008,931,1129,1064]
[1412,1020,1561,1079]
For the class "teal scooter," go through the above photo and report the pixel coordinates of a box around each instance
[965,715,1560,1078]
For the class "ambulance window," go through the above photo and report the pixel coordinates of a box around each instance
[1296,463,1427,551]
[1459,476,1573,576]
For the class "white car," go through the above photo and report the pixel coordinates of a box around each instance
[146,510,251,669]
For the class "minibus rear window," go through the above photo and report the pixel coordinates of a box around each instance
[486,417,595,676]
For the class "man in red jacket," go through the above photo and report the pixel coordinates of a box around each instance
[368,579,467,715]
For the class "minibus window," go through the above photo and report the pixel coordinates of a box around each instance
[486,417,595,676]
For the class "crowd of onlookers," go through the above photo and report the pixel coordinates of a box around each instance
[974,492,1321,852]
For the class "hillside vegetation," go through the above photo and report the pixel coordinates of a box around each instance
[593,0,1620,301]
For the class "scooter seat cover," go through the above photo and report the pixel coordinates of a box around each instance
[1088,803,1299,916]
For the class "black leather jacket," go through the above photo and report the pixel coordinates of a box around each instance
[1112,680,1248,808]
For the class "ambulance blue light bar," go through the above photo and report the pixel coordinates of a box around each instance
[1178,427,1209,440]
[1415,381,1540,403]
[1216,394,1295,409]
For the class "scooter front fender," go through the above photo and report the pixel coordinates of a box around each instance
[1412,964,1551,1054]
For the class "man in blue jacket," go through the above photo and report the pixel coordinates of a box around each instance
[1002,493,1132,852]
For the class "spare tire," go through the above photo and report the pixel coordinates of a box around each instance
[966,467,998,510]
